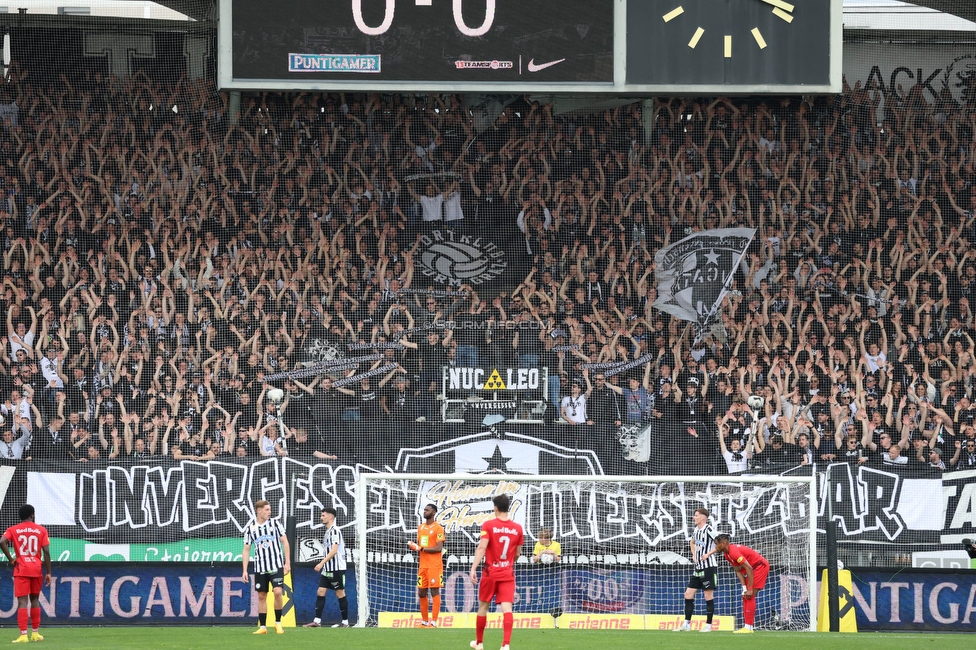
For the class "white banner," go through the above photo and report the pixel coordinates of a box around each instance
[653,228,755,327]
[27,472,76,526]
[844,43,976,114]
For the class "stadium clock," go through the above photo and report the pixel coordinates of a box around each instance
[626,0,837,89]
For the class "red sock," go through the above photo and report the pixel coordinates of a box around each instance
[475,615,487,644]
[431,595,441,621]
[502,612,513,645]
[17,608,27,635]
[29,607,40,632]
[743,595,756,626]
[419,597,429,622]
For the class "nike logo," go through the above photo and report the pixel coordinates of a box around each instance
[526,58,565,73]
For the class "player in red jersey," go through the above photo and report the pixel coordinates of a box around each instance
[0,504,51,643]
[469,494,524,650]
[710,534,769,633]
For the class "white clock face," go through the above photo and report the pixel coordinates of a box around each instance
[660,0,797,60]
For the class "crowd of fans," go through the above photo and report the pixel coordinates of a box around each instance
[0,69,974,475]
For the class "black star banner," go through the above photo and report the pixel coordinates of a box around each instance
[653,228,756,329]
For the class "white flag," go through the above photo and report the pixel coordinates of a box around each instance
[653,228,756,326]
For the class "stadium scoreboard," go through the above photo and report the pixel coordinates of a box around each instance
[218,0,842,94]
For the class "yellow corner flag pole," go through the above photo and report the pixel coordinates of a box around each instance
[280,571,298,627]
[817,568,857,632]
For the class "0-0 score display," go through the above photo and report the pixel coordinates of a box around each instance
[223,0,614,88]
[349,0,496,37]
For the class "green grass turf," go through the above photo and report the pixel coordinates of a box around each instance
[11,627,971,650]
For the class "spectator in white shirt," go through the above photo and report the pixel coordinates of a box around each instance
[413,184,444,222]
[40,347,65,390]
[6,307,36,360]
[882,442,908,466]
[560,381,587,425]
[443,185,464,222]
[0,423,29,459]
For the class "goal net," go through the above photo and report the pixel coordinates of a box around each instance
[355,474,817,631]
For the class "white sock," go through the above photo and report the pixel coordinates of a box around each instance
[342,620,349,625]
[313,618,321,624]
[745,624,753,630]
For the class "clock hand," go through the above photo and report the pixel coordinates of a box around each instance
[760,0,795,22]
[751,28,767,49]
[760,0,794,12]
[662,6,684,22]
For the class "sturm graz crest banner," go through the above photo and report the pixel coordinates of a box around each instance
[653,228,755,327]
[414,228,523,289]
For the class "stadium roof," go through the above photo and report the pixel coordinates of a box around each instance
[907,0,976,26]
[4,0,975,33]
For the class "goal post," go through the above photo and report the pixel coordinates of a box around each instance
[355,473,818,631]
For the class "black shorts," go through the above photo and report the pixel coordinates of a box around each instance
[687,567,717,591]
[318,570,345,591]
[254,568,285,593]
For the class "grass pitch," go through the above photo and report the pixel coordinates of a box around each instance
[15,627,970,649]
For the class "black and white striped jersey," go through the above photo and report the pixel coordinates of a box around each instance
[243,518,286,574]
[693,524,718,570]
[321,523,347,573]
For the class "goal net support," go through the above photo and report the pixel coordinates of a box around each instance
[355,474,817,631]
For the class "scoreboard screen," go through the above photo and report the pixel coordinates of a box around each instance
[218,0,842,94]
[221,0,614,91]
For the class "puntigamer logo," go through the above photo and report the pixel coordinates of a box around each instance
[288,54,381,73]
[417,229,507,286]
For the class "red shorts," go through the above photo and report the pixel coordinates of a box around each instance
[13,576,41,598]
[748,567,769,591]
[478,572,515,604]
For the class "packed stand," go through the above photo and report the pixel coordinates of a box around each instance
[0,71,971,475]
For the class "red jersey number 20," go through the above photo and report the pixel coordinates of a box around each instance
[18,534,39,558]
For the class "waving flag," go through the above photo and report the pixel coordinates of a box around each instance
[653,228,756,326]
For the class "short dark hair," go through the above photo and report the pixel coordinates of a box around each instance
[714,533,731,544]
[425,503,438,514]
[493,494,511,513]
[19,504,35,521]
[694,507,710,518]
[322,506,338,517]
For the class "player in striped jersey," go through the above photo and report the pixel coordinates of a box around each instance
[303,507,350,628]
[677,507,717,632]
[242,499,291,635]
